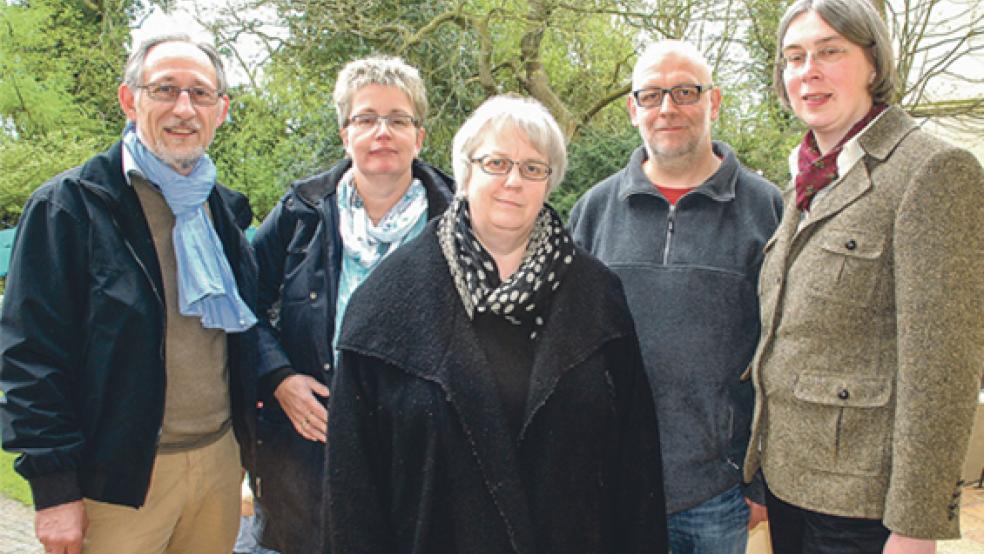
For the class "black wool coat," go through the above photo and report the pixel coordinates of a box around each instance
[325,220,669,554]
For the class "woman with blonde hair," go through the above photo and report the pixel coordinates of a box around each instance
[251,56,454,553]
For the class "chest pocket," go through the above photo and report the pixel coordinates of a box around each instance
[281,218,324,305]
[804,228,884,307]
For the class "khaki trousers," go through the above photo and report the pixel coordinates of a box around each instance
[82,430,242,553]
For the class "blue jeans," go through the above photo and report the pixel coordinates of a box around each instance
[234,501,281,554]
[668,485,749,554]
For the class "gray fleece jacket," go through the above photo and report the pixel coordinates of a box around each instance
[569,142,782,514]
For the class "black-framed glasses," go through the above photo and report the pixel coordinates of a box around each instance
[471,156,552,181]
[136,84,224,106]
[346,113,420,131]
[632,84,714,108]
[778,46,850,71]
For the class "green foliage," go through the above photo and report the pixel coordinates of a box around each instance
[554,109,641,220]
[713,0,799,189]
[0,133,109,227]
[4,0,975,229]
[715,87,802,189]
[0,0,140,226]
[211,81,343,219]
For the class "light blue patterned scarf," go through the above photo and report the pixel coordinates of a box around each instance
[332,170,428,350]
[123,124,257,332]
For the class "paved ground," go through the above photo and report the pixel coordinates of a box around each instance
[944,486,984,553]
[0,494,40,554]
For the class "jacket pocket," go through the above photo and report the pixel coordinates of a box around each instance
[805,228,885,307]
[791,372,893,476]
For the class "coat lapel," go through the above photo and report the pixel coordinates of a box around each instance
[794,162,871,239]
[346,229,538,554]
[338,227,633,554]
[431,304,538,554]
[518,269,628,441]
[793,106,917,240]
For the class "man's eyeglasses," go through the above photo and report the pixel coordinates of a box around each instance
[471,156,552,181]
[779,46,850,71]
[136,84,224,106]
[632,84,714,108]
[346,113,420,131]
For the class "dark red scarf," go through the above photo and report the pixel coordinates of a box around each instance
[795,103,887,211]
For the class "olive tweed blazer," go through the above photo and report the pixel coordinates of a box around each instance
[743,106,984,539]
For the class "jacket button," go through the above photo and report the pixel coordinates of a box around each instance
[838,388,850,400]
[323,362,331,371]
[845,239,857,250]
[309,291,318,301]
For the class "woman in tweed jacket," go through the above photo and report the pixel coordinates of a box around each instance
[742,1,984,552]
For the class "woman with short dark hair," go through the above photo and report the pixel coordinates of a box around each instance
[744,1,984,552]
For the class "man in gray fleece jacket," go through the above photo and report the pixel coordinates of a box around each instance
[569,40,782,554]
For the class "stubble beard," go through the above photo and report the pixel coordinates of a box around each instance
[645,133,700,173]
[153,140,206,173]
[643,115,715,174]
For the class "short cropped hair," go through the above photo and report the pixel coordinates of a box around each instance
[333,56,428,128]
[775,0,898,107]
[452,95,567,195]
[123,34,228,93]
[632,40,713,90]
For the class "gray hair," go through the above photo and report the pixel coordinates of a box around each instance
[775,0,897,107]
[452,95,567,195]
[333,56,428,128]
[123,34,228,93]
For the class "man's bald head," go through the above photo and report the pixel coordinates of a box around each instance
[632,40,713,90]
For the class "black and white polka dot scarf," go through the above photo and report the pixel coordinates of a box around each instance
[438,198,575,340]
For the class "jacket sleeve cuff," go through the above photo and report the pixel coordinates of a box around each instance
[257,337,293,379]
[29,471,82,510]
[741,470,765,505]
[260,366,296,400]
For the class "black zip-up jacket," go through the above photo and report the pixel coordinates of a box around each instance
[251,158,453,553]
[0,141,259,510]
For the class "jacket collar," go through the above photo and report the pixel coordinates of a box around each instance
[794,106,917,232]
[857,105,918,161]
[77,141,130,205]
[75,141,251,306]
[292,158,455,218]
[618,140,740,203]
[338,221,633,554]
